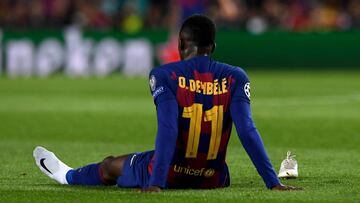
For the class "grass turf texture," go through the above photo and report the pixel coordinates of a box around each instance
[0,70,359,202]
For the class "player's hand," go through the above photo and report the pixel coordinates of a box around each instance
[272,184,303,191]
[138,186,162,192]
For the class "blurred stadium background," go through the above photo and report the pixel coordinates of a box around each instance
[0,0,360,77]
[1,1,360,202]
[1,0,360,30]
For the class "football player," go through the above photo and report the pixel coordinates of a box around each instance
[34,14,300,192]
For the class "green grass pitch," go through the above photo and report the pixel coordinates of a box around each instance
[0,70,359,202]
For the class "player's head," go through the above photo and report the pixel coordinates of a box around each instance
[178,14,216,60]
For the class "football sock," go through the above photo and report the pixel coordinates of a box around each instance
[66,163,105,185]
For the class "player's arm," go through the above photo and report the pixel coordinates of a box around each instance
[230,99,280,189]
[230,69,299,190]
[143,69,178,192]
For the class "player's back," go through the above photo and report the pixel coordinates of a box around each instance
[149,56,250,189]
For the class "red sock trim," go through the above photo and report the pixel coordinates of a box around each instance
[98,166,108,185]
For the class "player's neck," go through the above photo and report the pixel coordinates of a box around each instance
[184,53,209,60]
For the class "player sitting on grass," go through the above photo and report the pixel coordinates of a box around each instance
[34,14,300,192]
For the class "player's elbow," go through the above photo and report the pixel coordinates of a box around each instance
[236,117,257,135]
[237,122,259,145]
[239,126,257,139]
[158,126,178,139]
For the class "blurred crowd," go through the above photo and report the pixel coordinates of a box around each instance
[0,0,360,33]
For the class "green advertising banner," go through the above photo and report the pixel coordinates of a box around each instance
[0,28,359,77]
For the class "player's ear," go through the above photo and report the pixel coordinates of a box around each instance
[211,43,216,53]
[179,39,185,51]
[178,38,188,60]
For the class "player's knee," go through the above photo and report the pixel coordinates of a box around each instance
[100,156,117,183]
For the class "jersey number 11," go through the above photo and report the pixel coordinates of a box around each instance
[182,103,224,160]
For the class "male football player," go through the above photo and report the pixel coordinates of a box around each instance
[34,14,299,192]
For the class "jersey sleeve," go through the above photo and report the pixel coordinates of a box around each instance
[230,101,280,189]
[149,68,176,105]
[230,68,280,189]
[148,99,178,188]
[231,68,251,104]
[148,67,179,188]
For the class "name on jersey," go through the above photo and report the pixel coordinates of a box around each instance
[178,76,228,95]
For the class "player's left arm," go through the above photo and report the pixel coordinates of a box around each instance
[143,68,178,192]
[230,100,280,189]
[230,69,300,190]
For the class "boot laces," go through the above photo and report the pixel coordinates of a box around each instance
[283,151,297,169]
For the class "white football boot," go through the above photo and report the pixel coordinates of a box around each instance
[33,146,73,184]
[278,151,298,179]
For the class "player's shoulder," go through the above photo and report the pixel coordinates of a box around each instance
[214,61,251,101]
[149,60,183,77]
[213,60,249,82]
[148,61,183,94]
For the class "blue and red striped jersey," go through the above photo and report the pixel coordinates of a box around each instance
[148,56,279,189]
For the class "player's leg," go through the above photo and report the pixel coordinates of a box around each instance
[33,146,131,186]
[98,154,130,185]
[116,150,155,188]
[66,154,131,186]
[64,150,155,188]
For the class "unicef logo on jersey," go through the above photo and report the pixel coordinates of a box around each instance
[244,82,250,99]
[173,165,215,177]
[204,168,215,178]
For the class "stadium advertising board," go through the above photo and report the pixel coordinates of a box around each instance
[0,29,359,77]
[0,28,154,77]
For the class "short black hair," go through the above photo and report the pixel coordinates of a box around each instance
[180,14,216,47]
